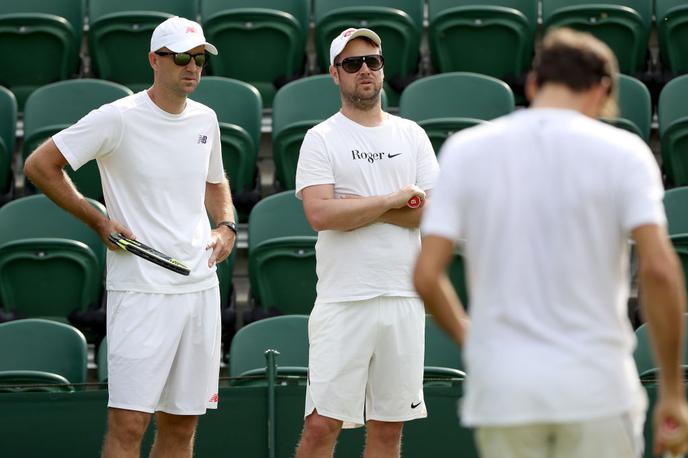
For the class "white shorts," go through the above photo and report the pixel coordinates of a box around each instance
[475,406,646,458]
[305,296,427,428]
[106,287,221,415]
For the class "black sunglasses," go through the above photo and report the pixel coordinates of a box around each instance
[335,54,384,73]
[154,51,209,68]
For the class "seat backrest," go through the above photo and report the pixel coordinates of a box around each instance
[655,0,688,75]
[0,0,85,37]
[248,191,315,250]
[0,87,16,194]
[0,86,16,158]
[664,187,688,236]
[659,74,688,137]
[89,0,196,21]
[23,79,133,158]
[543,0,652,26]
[192,77,262,154]
[425,315,464,371]
[634,313,688,376]
[0,195,107,270]
[314,0,423,29]
[399,72,515,123]
[615,74,651,142]
[201,0,310,31]
[0,318,88,383]
[272,75,342,135]
[229,315,309,376]
[428,0,537,30]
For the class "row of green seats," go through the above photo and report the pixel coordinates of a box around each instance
[3,0,688,109]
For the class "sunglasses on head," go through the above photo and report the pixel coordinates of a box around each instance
[154,51,209,68]
[335,54,384,73]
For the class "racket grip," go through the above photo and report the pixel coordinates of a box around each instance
[407,196,422,208]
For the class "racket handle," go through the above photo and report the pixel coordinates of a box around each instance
[407,196,422,208]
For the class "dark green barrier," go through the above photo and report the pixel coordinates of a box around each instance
[0,384,475,457]
[2,380,679,457]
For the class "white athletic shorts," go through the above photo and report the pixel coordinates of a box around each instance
[475,403,647,458]
[106,287,221,415]
[305,296,427,428]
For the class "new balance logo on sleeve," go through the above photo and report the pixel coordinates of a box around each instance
[197,134,208,144]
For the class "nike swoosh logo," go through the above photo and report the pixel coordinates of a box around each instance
[411,401,422,409]
[387,153,403,158]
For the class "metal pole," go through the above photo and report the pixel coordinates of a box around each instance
[265,349,280,458]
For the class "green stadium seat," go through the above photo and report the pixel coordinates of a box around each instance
[671,235,688,298]
[0,86,16,203]
[97,337,108,383]
[248,191,317,315]
[542,0,652,75]
[22,79,133,200]
[656,0,688,76]
[424,315,466,387]
[229,314,309,385]
[0,0,84,108]
[314,0,423,106]
[399,72,515,153]
[601,74,651,142]
[210,207,239,309]
[0,319,88,385]
[192,77,263,220]
[0,195,106,322]
[88,0,196,91]
[633,313,688,380]
[427,0,537,83]
[272,75,341,190]
[449,248,470,309]
[659,75,688,186]
[200,0,309,107]
[664,187,688,236]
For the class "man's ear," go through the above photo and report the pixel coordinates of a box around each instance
[525,72,538,103]
[148,52,158,71]
[329,64,340,86]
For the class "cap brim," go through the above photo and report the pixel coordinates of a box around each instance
[167,38,218,55]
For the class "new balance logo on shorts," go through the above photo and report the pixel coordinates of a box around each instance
[209,393,218,403]
[351,150,403,163]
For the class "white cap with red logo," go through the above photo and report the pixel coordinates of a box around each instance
[150,16,218,55]
[329,27,381,65]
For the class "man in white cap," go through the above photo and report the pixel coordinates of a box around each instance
[24,16,235,457]
[294,28,438,457]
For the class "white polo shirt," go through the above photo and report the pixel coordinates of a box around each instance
[54,91,224,294]
[422,108,665,425]
[296,112,439,302]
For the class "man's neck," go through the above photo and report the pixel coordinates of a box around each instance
[340,102,386,127]
[530,85,599,118]
[147,86,186,114]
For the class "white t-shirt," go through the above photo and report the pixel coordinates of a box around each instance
[422,108,665,426]
[53,91,224,294]
[296,112,439,302]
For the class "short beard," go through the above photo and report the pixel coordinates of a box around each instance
[345,90,381,111]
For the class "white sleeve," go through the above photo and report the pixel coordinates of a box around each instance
[421,137,464,241]
[52,105,122,171]
[295,129,334,199]
[206,116,224,184]
[618,141,666,232]
[414,123,439,192]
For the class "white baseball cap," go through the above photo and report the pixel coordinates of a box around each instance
[150,16,218,55]
[329,28,381,65]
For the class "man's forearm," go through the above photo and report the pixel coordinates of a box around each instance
[205,178,234,224]
[640,256,687,396]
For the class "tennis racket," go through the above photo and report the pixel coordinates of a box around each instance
[407,196,422,208]
[108,232,191,276]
